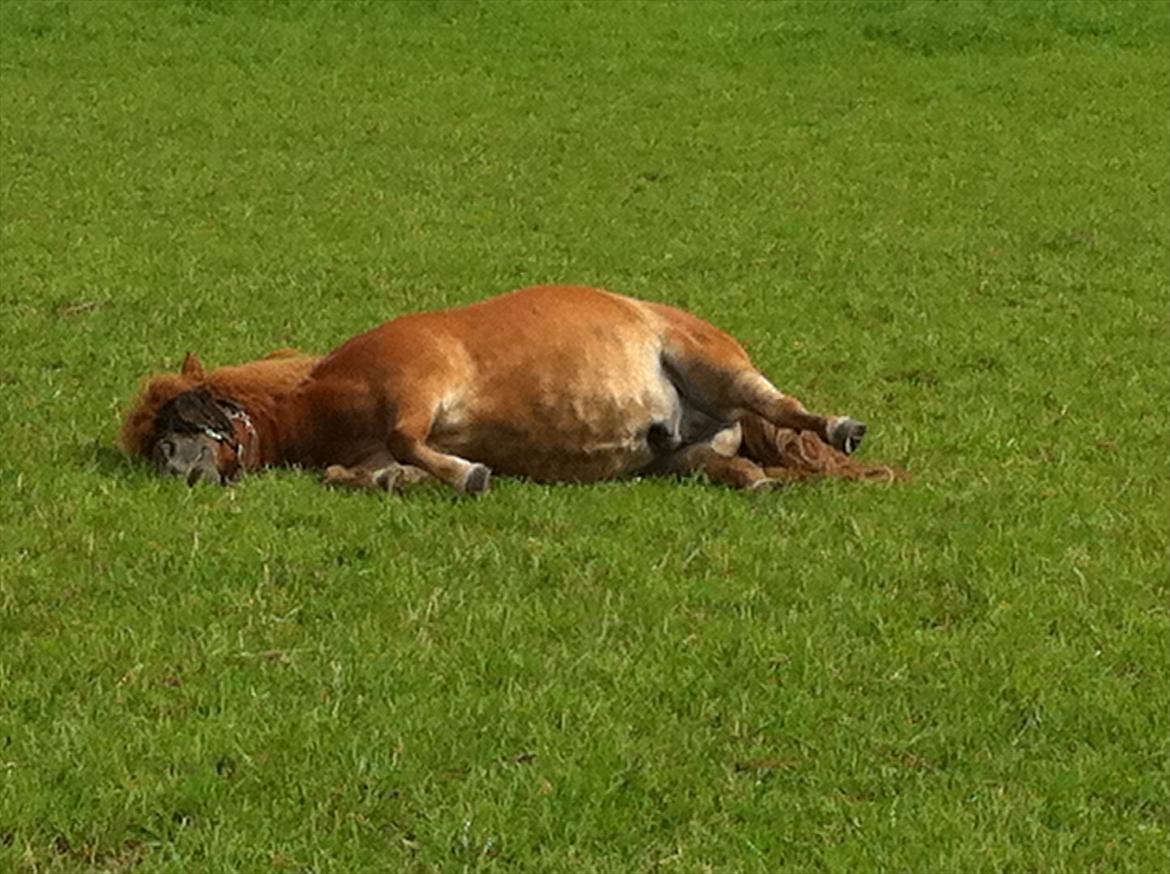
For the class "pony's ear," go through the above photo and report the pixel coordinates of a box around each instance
[180,352,205,378]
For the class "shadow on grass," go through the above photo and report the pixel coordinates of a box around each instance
[77,439,143,481]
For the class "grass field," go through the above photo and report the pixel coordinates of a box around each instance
[2,0,1168,870]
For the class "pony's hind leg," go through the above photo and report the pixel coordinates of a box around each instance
[731,371,867,454]
[664,444,778,491]
[645,425,776,491]
[657,309,866,454]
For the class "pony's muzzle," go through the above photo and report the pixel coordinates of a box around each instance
[153,435,224,486]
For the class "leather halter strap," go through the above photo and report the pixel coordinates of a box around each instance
[201,403,257,468]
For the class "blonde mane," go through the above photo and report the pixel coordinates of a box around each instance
[119,349,319,459]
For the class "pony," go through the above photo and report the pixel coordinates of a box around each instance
[121,285,898,492]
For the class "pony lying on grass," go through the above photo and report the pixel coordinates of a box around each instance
[121,285,899,493]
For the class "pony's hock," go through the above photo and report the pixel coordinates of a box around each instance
[122,285,901,493]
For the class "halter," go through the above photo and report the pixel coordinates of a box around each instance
[201,404,258,468]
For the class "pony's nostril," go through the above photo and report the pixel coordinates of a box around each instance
[186,467,203,487]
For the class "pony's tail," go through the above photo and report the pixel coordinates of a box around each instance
[738,413,907,483]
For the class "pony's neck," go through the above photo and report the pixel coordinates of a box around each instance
[198,356,319,469]
[242,393,298,469]
[223,385,316,470]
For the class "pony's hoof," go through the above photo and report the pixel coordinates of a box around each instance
[461,463,492,496]
[323,465,355,488]
[829,417,867,455]
[373,464,404,492]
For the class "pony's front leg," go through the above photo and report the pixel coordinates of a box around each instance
[387,407,491,496]
[323,463,431,492]
[320,444,431,493]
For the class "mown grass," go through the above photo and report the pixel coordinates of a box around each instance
[1,0,1168,871]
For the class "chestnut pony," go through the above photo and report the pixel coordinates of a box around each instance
[121,285,895,493]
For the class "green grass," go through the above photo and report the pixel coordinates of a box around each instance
[2,0,1168,870]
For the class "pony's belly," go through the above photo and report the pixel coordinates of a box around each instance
[431,385,678,483]
[426,314,684,482]
[459,433,657,483]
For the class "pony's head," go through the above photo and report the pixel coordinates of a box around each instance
[121,352,261,486]
[150,385,257,485]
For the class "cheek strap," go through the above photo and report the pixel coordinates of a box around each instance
[198,407,256,468]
